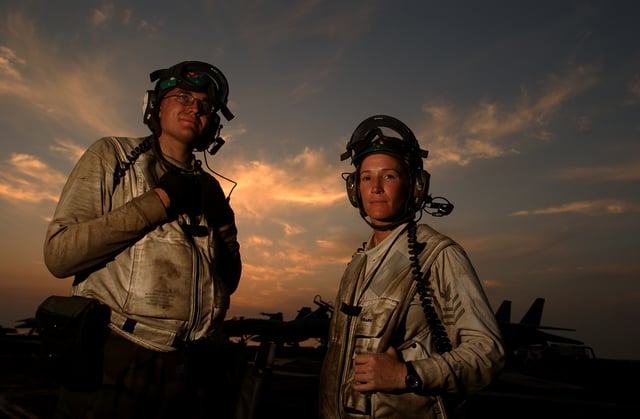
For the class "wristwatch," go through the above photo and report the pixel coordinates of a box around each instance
[405,361,422,390]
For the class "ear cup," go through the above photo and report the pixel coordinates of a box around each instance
[413,170,431,209]
[345,172,359,208]
[194,112,222,152]
[142,90,157,131]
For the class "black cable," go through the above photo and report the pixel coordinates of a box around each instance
[407,221,452,354]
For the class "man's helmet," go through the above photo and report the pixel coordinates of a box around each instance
[142,61,234,153]
[341,115,449,228]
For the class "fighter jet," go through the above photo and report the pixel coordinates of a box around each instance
[223,295,334,347]
[496,298,595,363]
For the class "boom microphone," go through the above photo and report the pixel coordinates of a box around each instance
[425,196,454,217]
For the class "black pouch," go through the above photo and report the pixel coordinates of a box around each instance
[36,295,111,391]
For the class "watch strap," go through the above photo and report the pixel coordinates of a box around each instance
[405,361,422,390]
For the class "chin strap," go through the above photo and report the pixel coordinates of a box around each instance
[364,216,412,231]
[360,205,418,231]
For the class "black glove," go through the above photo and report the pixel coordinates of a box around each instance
[201,179,235,229]
[157,169,201,217]
[201,178,241,289]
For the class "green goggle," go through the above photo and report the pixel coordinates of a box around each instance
[158,71,212,91]
[350,133,411,165]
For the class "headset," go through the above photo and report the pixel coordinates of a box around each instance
[142,61,234,154]
[341,115,431,215]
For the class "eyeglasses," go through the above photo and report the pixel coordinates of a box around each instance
[164,93,215,114]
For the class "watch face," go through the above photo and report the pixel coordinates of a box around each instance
[406,374,421,389]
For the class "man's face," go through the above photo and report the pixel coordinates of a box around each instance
[157,88,212,148]
[358,153,410,226]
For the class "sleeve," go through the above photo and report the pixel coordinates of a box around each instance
[411,244,506,394]
[43,138,169,278]
[203,174,242,294]
[213,222,242,295]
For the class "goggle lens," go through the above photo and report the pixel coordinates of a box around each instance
[350,134,408,163]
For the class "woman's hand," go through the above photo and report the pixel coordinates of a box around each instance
[352,346,407,392]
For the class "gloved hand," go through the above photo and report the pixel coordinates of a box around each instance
[156,169,201,217]
[201,178,241,289]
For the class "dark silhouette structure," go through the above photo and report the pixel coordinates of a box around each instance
[223,295,333,347]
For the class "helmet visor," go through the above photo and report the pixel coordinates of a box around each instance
[348,129,410,165]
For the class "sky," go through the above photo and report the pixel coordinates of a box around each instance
[0,0,638,360]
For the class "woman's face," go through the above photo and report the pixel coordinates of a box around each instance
[358,153,410,227]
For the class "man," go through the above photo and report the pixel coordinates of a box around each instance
[43,61,242,418]
[319,115,504,418]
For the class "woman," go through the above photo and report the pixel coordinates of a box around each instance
[318,115,505,418]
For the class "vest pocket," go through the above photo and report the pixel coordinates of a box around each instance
[353,297,398,353]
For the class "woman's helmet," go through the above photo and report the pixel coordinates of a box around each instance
[142,61,234,153]
[341,115,452,228]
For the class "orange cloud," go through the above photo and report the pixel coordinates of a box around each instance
[510,199,640,216]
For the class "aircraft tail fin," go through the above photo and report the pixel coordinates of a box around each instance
[495,300,512,323]
[520,297,545,326]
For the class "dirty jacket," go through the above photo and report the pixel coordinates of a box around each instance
[43,136,241,352]
[319,223,504,418]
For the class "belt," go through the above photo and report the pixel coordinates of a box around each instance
[110,310,185,350]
